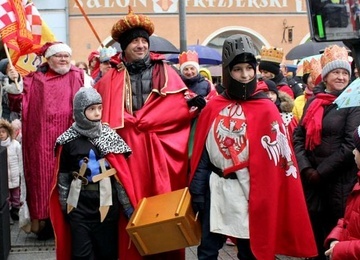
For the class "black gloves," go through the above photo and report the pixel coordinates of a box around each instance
[187,95,206,110]
[192,202,204,215]
[302,168,321,185]
[191,195,205,217]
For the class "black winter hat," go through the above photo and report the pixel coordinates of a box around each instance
[263,79,278,94]
[119,28,150,51]
[259,60,280,75]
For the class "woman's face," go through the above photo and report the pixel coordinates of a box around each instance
[324,69,350,92]
[230,63,255,83]
[260,70,275,80]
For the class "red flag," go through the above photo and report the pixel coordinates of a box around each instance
[0,0,38,65]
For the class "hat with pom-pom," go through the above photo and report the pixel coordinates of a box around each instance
[39,42,72,59]
[111,6,154,51]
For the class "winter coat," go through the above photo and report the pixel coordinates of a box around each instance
[1,137,22,189]
[181,74,217,101]
[293,84,360,220]
[324,175,360,260]
[1,74,23,120]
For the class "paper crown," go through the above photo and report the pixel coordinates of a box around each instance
[179,50,199,65]
[99,46,117,62]
[320,45,349,68]
[111,6,154,43]
[302,60,311,75]
[309,58,322,84]
[260,46,283,64]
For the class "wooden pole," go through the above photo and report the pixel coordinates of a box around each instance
[74,0,104,47]
[3,43,20,91]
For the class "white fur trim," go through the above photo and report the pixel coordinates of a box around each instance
[45,43,72,59]
[180,61,200,74]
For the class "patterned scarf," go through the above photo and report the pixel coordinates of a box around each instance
[301,93,336,150]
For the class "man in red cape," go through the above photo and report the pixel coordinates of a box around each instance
[189,34,317,260]
[94,6,205,260]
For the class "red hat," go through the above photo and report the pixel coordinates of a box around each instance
[88,51,100,64]
[179,50,199,74]
[38,42,72,59]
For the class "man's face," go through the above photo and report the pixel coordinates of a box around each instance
[124,37,149,62]
[182,65,198,79]
[47,52,71,75]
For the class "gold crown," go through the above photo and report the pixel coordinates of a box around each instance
[260,46,284,64]
[320,45,349,68]
[303,60,311,75]
[309,58,322,83]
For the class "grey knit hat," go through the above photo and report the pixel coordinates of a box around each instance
[321,60,351,79]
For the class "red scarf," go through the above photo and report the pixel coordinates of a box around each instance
[301,93,336,150]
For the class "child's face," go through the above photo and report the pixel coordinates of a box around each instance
[265,91,277,103]
[85,104,102,121]
[353,148,360,169]
[230,63,255,83]
[0,127,9,141]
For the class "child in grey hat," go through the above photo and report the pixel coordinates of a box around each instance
[49,87,134,260]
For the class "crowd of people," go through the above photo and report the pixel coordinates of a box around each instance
[2,5,360,260]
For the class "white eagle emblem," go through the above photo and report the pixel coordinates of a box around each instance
[260,121,297,178]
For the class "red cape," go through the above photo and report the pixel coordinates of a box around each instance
[190,95,317,260]
[95,54,191,259]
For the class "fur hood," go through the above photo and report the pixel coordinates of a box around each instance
[279,91,294,113]
[0,118,13,138]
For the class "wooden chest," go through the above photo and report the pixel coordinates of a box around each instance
[126,187,201,256]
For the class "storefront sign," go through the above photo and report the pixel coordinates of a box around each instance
[70,0,307,15]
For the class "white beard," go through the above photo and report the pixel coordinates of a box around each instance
[51,65,71,75]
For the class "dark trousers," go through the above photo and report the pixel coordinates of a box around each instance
[69,220,118,260]
[197,191,256,260]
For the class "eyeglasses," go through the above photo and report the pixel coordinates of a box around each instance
[52,54,71,59]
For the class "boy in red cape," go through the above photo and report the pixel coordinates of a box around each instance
[49,87,134,259]
[189,34,317,260]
